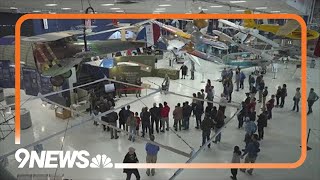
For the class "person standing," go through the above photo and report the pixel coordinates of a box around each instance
[219,93,228,115]
[213,109,225,143]
[275,86,282,107]
[238,102,247,129]
[194,102,204,129]
[183,102,192,130]
[127,112,137,142]
[190,61,195,80]
[119,107,127,131]
[191,93,197,116]
[205,79,212,93]
[135,77,142,98]
[150,103,160,134]
[173,103,183,131]
[108,107,119,139]
[206,87,214,108]
[240,71,246,90]
[279,84,287,108]
[292,87,301,112]
[125,105,133,132]
[257,110,267,140]
[116,76,124,98]
[235,71,240,91]
[249,73,255,91]
[145,135,160,176]
[255,75,262,91]
[160,102,170,132]
[244,115,257,147]
[141,107,151,138]
[221,68,227,82]
[262,86,268,109]
[180,64,188,79]
[135,112,141,137]
[240,134,260,175]
[266,95,275,120]
[123,147,140,180]
[230,146,242,180]
[227,81,234,103]
[201,114,214,148]
[307,88,319,115]
[258,79,265,103]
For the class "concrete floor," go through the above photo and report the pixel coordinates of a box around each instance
[0,57,319,180]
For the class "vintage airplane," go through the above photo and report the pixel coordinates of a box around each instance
[218,19,280,48]
[2,31,147,86]
[151,20,228,50]
[244,10,319,40]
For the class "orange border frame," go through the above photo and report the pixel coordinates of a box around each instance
[15,13,307,169]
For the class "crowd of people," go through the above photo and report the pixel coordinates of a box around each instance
[88,66,318,180]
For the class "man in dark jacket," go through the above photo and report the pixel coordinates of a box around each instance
[149,103,160,134]
[182,102,193,130]
[141,107,151,137]
[258,79,265,103]
[257,110,267,140]
[240,134,260,175]
[280,84,287,108]
[125,105,133,131]
[119,107,127,130]
[123,147,140,180]
[180,64,188,79]
[213,109,225,143]
[201,115,214,148]
[195,103,204,129]
[108,107,119,139]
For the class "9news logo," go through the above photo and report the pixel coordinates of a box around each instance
[15,148,113,168]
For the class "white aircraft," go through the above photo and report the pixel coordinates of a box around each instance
[218,19,280,48]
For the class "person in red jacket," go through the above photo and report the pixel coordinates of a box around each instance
[247,98,257,113]
[266,95,275,120]
[160,102,170,132]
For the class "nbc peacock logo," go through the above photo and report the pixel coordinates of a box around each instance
[90,154,113,168]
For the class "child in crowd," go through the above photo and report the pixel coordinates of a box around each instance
[135,112,141,136]
[230,146,242,180]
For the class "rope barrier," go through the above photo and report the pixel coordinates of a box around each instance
[169,108,241,180]
[170,128,194,151]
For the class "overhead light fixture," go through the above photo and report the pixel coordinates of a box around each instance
[255,7,267,10]
[49,12,56,14]
[158,4,171,7]
[271,10,281,13]
[153,10,165,13]
[110,7,121,10]
[230,1,246,3]
[101,3,114,6]
[156,8,166,10]
[45,3,58,7]
[185,12,192,14]
[235,9,245,12]
[61,7,71,10]
[32,10,41,12]
[10,7,18,10]
[202,8,208,11]
[210,5,223,8]
[116,10,124,13]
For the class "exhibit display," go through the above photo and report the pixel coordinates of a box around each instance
[0,0,320,180]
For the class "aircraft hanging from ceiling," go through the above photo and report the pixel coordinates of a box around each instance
[3,31,147,86]
[243,10,320,40]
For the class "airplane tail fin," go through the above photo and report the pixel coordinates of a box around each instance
[243,10,256,28]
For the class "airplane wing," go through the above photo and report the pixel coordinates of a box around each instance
[89,40,147,55]
[151,20,191,39]
[85,20,152,37]
[22,31,82,42]
[276,20,300,36]
[42,57,83,77]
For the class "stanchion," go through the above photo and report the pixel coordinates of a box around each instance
[300,128,312,151]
